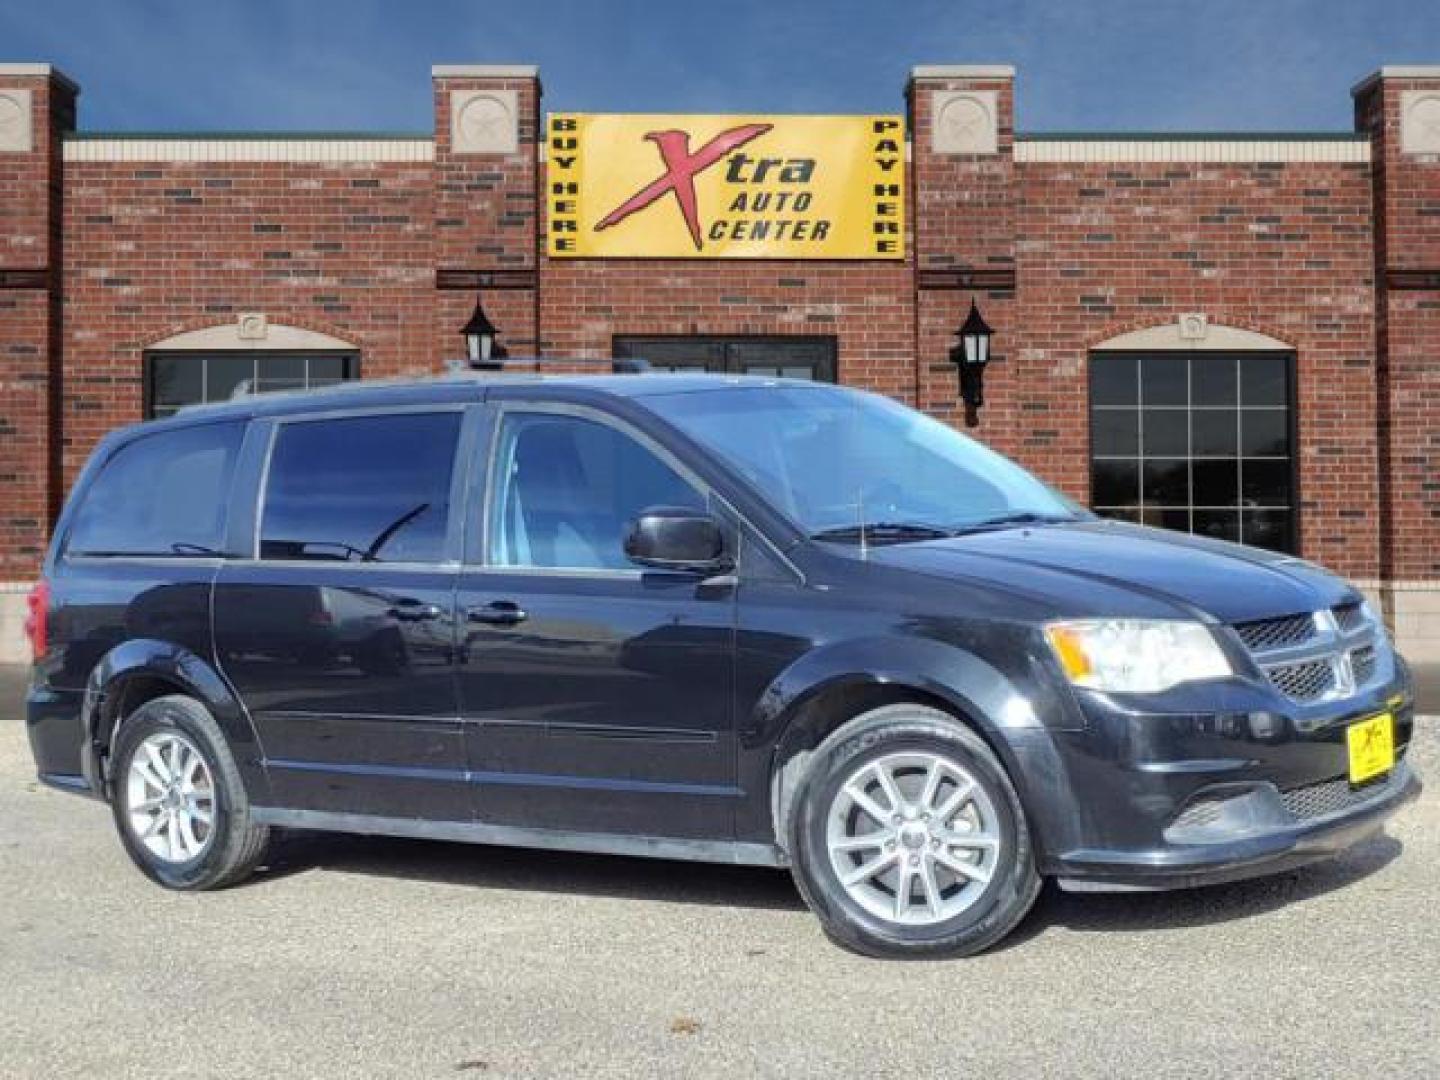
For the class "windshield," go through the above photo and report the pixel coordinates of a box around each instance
[646,384,1084,538]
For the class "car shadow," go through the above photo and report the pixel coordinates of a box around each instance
[250,827,1404,933]
[998,831,1404,952]
[252,829,809,912]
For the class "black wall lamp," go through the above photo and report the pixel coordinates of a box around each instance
[461,294,507,368]
[949,299,994,427]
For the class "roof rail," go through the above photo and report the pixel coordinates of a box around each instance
[444,356,651,375]
[210,357,652,406]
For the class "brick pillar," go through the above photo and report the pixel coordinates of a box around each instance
[907,65,1025,462]
[1354,66,1440,662]
[0,64,76,656]
[431,65,541,364]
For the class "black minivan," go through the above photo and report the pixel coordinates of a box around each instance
[25,371,1420,957]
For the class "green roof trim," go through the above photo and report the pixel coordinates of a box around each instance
[66,130,432,141]
[1018,131,1369,142]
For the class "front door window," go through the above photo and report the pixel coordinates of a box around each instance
[488,412,705,570]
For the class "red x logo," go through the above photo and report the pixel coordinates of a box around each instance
[595,123,773,251]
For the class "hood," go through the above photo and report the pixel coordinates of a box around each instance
[861,520,1357,625]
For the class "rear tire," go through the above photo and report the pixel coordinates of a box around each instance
[786,704,1041,959]
[109,694,270,890]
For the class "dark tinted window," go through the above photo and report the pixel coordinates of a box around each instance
[260,412,461,563]
[67,422,243,556]
[1089,350,1295,553]
[613,336,836,381]
[489,413,703,569]
[147,353,358,418]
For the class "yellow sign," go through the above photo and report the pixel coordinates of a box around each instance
[547,113,905,259]
[1346,712,1395,784]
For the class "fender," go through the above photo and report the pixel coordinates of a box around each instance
[740,633,1086,862]
[81,638,271,804]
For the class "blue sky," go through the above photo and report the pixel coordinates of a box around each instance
[2,0,1436,133]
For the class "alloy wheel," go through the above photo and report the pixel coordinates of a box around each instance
[124,731,217,864]
[825,750,1002,927]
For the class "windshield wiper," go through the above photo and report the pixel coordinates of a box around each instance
[810,522,956,543]
[362,502,430,561]
[950,511,1076,534]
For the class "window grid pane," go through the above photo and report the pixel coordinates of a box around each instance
[145,353,359,418]
[1090,351,1294,554]
[613,336,836,382]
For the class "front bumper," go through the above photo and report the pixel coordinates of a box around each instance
[1019,662,1422,891]
[1052,761,1420,891]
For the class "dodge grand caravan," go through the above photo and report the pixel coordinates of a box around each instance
[25,372,1420,957]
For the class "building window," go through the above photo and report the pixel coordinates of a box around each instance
[613,336,836,381]
[1089,351,1296,553]
[144,352,359,419]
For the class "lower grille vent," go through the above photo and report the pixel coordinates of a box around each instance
[1280,772,1399,821]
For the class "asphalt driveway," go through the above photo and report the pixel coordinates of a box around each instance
[2,664,1436,1078]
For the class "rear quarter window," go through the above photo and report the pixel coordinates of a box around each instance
[66,421,244,557]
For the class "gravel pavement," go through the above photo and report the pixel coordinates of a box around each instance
[1,665,1435,1079]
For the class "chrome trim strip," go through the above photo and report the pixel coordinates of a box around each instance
[265,757,741,797]
[468,564,645,580]
[222,559,462,572]
[252,422,278,559]
[63,555,225,567]
[478,718,718,743]
[1238,604,1390,704]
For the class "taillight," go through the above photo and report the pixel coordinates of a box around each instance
[24,579,48,661]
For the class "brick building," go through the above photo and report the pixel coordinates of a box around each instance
[0,61,1437,661]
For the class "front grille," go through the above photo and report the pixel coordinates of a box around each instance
[1281,771,1398,821]
[1351,644,1378,686]
[1265,658,1337,702]
[1333,602,1367,635]
[1234,613,1316,652]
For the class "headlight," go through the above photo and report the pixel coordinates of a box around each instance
[1044,619,1233,693]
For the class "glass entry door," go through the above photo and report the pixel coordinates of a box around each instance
[613,336,836,382]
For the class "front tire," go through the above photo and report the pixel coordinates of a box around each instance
[109,694,271,890]
[786,704,1041,959]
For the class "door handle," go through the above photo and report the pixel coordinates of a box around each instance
[387,601,445,622]
[467,601,528,626]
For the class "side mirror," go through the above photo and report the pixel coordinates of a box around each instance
[623,506,732,573]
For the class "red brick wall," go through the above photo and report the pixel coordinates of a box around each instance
[0,72,73,580]
[3,63,1436,597]
[1011,157,1378,577]
[538,258,916,400]
[910,73,1018,434]
[432,73,540,355]
[1357,75,1440,582]
[907,74,1380,578]
[59,156,438,486]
